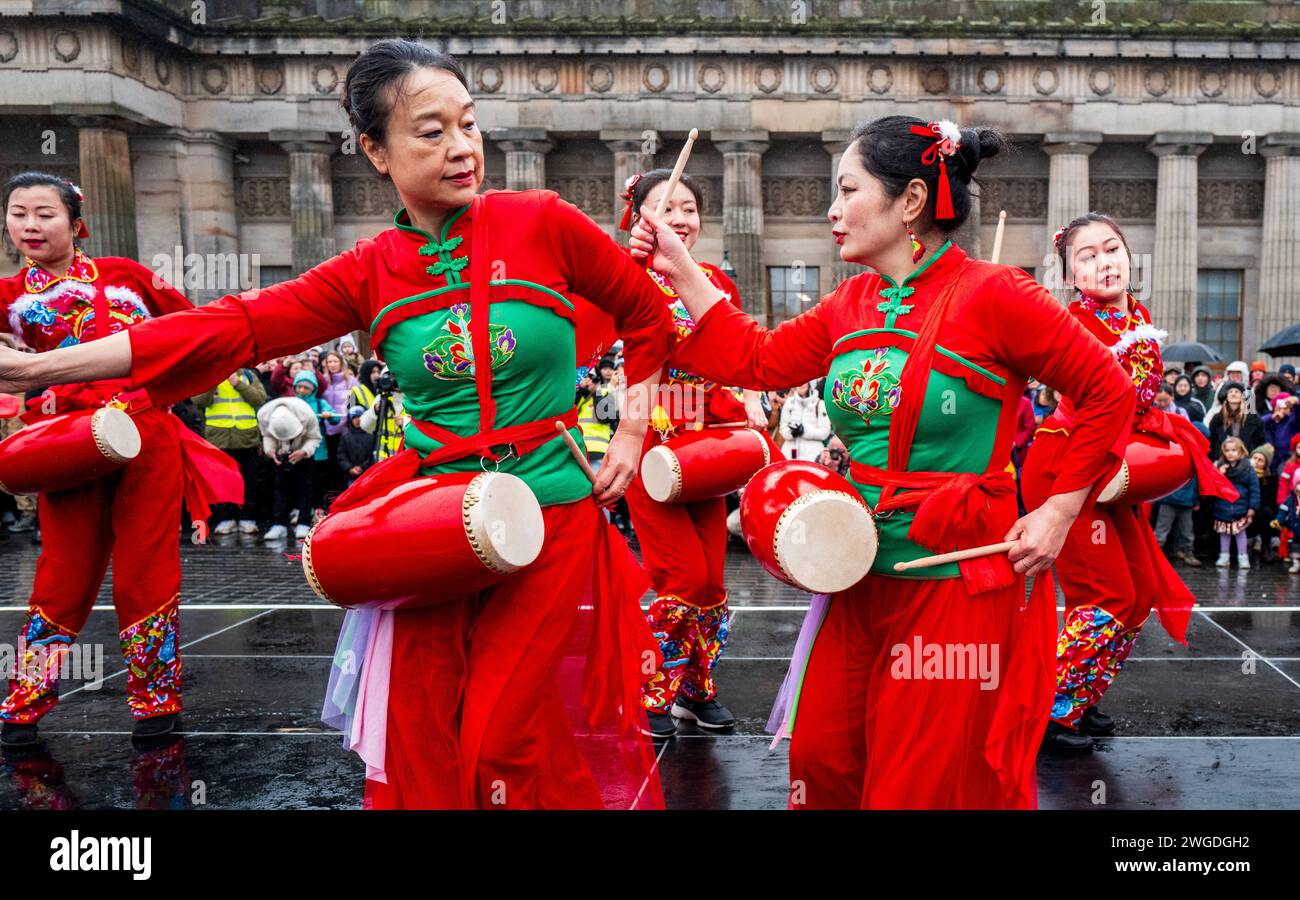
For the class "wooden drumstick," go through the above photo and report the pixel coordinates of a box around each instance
[989,209,1007,264]
[653,128,699,219]
[893,540,1017,572]
[555,420,597,484]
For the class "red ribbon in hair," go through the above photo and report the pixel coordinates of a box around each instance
[909,123,960,221]
[618,173,643,232]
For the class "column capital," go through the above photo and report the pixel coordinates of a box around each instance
[1260,133,1300,158]
[1043,132,1104,156]
[599,128,649,150]
[712,130,770,155]
[488,127,554,154]
[270,130,336,155]
[1146,132,1213,158]
[821,129,852,155]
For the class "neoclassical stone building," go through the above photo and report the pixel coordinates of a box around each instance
[1,0,1298,362]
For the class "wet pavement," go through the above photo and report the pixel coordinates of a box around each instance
[1,528,1298,810]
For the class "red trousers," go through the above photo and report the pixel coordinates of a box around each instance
[788,572,1053,809]
[0,408,184,724]
[624,474,728,609]
[364,497,662,810]
[1021,428,1193,729]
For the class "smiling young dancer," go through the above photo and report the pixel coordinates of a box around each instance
[0,172,241,747]
[611,169,771,738]
[0,40,676,809]
[1022,213,1236,752]
[629,117,1134,809]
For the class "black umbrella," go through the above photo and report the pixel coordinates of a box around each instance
[1259,323,1300,358]
[1162,341,1223,363]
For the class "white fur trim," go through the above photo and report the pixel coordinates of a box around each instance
[1109,323,1167,357]
[934,119,962,148]
[103,284,151,320]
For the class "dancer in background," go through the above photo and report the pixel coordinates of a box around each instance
[616,169,770,738]
[1023,212,1236,752]
[0,171,240,747]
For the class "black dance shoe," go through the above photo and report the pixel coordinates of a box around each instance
[0,722,39,748]
[132,713,180,743]
[642,711,677,739]
[1081,706,1116,736]
[671,696,736,731]
[1042,720,1092,752]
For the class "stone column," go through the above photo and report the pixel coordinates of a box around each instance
[1043,132,1102,296]
[75,122,139,260]
[1147,132,1212,344]
[822,129,855,289]
[131,133,187,283]
[178,131,239,305]
[602,129,653,240]
[488,128,553,191]
[1257,134,1300,359]
[273,131,337,276]
[714,130,770,323]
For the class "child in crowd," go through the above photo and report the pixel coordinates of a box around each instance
[1214,436,1261,569]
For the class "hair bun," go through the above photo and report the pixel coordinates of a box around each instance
[955,127,1008,181]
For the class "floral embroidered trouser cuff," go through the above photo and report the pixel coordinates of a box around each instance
[640,595,730,713]
[120,602,183,720]
[1051,605,1139,729]
[0,607,78,725]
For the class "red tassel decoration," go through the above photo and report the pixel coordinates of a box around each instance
[935,158,955,221]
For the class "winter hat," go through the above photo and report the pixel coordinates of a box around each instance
[1251,444,1275,467]
[293,370,318,390]
[267,405,305,442]
[1250,360,1268,374]
[1292,433,1300,454]
[1218,381,1246,402]
[1225,360,1248,381]
[348,405,365,420]
[1281,364,1296,378]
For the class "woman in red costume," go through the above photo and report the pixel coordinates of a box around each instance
[614,170,771,738]
[630,116,1135,809]
[1022,213,1237,752]
[0,172,241,748]
[0,41,674,809]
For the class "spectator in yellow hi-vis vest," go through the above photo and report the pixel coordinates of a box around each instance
[193,368,267,535]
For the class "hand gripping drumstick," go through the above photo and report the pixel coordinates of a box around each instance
[893,540,1017,572]
[556,420,597,484]
[989,209,1007,264]
[653,129,699,219]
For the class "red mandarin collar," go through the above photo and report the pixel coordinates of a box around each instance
[24,248,98,294]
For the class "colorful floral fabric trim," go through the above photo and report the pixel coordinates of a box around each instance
[120,601,182,719]
[1051,605,1139,728]
[830,347,901,425]
[421,302,517,381]
[640,595,731,712]
[0,607,78,724]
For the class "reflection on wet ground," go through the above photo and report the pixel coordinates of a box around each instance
[1,534,1298,809]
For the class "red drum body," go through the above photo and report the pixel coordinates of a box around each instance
[740,459,877,594]
[0,406,140,495]
[641,426,771,504]
[1096,431,1193,505]
[302,470,545,610]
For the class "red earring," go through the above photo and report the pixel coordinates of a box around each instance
[906,222,924,263]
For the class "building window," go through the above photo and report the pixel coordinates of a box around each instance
[1196,269,1243,361]
[258,265,293,289]
[767,265,820,326]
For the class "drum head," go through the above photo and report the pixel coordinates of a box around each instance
[775,491,877,593]
[640,445,680,503]
[93,407,142,462]
[466,472,545,572]
[1096,460,1129,504]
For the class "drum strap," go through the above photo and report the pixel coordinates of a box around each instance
[873,259,975,514]
[409,406,580,469]
[469,194,496,433]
